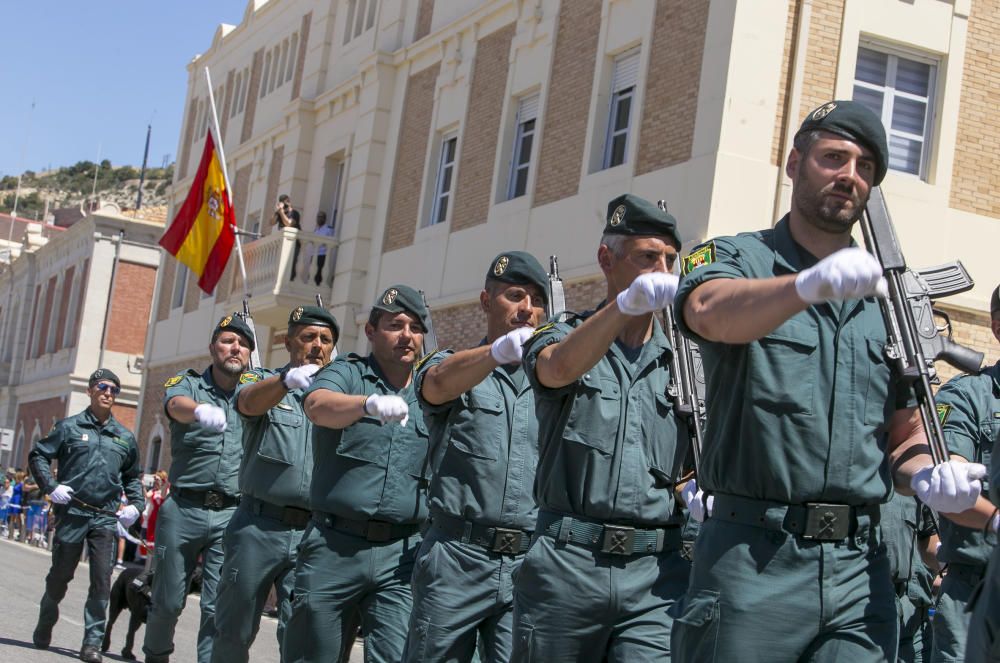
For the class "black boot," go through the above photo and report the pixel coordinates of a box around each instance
[79,644,103,662]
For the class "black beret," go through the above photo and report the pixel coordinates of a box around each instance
[212,313,256,351]
[603,193,682,248]
[796,100,889,185]
[372,284,430,331]
[485,251,549,304]
[89,368,120,388]
[991,285,999,315]
[288,306,340,340]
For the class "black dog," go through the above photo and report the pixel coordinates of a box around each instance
[102,566,153,660]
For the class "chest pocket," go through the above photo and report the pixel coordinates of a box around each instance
[101,441,129,481]
[562,372,620,454]
[750,321,817,414]
[864,338,893,426]
[336,417,390,469]
[447,385,504,461]
[257,406,303,465]
[407,417,431,481]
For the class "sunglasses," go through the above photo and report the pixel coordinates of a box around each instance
[95,383,121,396]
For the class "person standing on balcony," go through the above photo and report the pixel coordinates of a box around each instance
[284,285,431,663]
[313,211,335,287]
[142,315,254,663]
[274,194,302,281]
[211,305,339,663]
[28,369,144,663]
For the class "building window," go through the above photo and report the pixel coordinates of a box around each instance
[853,45,937,177]
[239,67,249,112]
[286,33,298,83]
[366,0,378,30]
[44,275,62,355]
[171,263,188,309]
[147,436,162,473]
[230,72,243,118]
[261,51,272,98]
[603,50,640,169]
[344,0,357,44]
[429,134,458,226]
[507,94,539,200]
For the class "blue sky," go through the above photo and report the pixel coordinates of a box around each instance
[0,1,249,179]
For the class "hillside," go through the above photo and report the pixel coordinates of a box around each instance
[0,160,173,221]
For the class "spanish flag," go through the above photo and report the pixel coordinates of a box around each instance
[159,131,236,294]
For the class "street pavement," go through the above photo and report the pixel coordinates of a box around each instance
[0,537,364,662]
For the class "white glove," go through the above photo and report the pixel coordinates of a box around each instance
[364,394,410,426]
[794,247,888,304]
[490,327,534,365]
[49,484,75,505]
[679,480,713,523]
[615,272,679,316]
[194,403,227,432]
[910,460,987,514]
[118,504,140,528]
[283,364,321,390]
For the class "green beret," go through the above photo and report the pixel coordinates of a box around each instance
[372,284,430,330]
[795,100,889,185]
[991,285,999,315]
[485,251,549,305]
[603,193,682,248]
[89,368,120,388]
[212,313,256,351]
[288,306,340,340]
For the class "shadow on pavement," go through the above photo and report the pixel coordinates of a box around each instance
[0,636,79,659]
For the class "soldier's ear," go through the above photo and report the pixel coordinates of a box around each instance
[479,289,490,314]
[991,315,1000,343]
[786,148,801,181]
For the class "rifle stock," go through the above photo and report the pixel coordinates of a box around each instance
[238,298,262,370]
[419,290,439,357]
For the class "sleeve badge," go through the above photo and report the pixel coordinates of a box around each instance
[163,375,183,388]
[682,241,716,276]
[936,403,952,425]
[239,372,261,384]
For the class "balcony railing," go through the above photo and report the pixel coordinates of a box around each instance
[240,228,339,298]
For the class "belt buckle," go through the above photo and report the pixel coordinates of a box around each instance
[204,491,224,509]
[283,508,309,528]
[802,503,850,541]
[366,521,392,542]
[600,525,635,555]
[491,528,524,554]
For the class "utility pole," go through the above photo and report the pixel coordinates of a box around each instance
[135,125,152,211]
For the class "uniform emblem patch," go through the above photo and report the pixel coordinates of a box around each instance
[239,372,261,384]
[610,205,626,227]
[291,307,304,322]
[936,403,952,425]
[163,375,183,388]
[413,351,437,374]
[812,102,837,120]
[220,315,233,328]
[493,256,510,276]
[382,288,398,305]
[81,434,89,442]
[531,322,556,337]
[682,242,717,275]
[113,436,129,448]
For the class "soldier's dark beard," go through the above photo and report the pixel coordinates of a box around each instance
[794,179,866,235]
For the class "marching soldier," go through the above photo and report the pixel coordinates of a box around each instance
[29,369,143,663]
[211,306,339,662]
[672,100,916,660]
[514,195,690,660]
[403,252,548,662]
[143,314,253,663]
[284,285,430,663]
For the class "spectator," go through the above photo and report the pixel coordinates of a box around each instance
[313,211,335,286]
[144,471,169,554]
[8,470,26,540]
[273,194,302,281]
[1,476,11,537]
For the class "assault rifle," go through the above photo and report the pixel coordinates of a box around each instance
[547,255,567,323]
[418,290,439,357]
[236,299,261,370]
[316,293,339,357]
[860,187,985,467]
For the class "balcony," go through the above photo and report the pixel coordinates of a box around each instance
[225,228,339,328]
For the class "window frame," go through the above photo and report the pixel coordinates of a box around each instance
[171,263,188,310]
[602,50,640,170]
[428,133,458,227]
[506,94,539,200]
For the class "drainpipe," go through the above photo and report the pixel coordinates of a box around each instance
[772,0,813,224]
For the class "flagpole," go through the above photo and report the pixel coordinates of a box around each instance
[204,66,260,368]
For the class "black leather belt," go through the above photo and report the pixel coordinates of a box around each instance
[536,510,681,556]
[176,488,239,510]
[247,496,311,529]
[429,512,532,555]
[711,493,880,542]
[313,512,420,543]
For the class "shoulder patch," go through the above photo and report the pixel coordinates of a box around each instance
[532,322,556,337]
[936,403,952,425]
[682,241,716,276]
[413,351,438,374]
[239,372,261,384]
[163,375,183,388]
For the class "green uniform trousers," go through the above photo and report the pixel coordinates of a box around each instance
[210,502,305,663]
[965,548,1000,662]
[898,594,932,663]
[931,563,983,662]
[671,516,896,662]
[37,524,116,647]
[510,532,690,662]
[142,494,235,663]
[283,520,420,663]
[402,525,519,662]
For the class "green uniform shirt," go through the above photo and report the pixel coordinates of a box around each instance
[304,353,429,524]
[235,365,313,510]
[163,366,244,495]
[936,361,1000,566]
[882,491,936,607]
[28,408,144,521]
[415,347,538,530]
[522,311,685,526]
[674,216,911,505]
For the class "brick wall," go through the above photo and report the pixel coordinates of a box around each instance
[156,258,177,322]
[137,357,208,472]
[771,0,801,166]
[414,0,434,41]
[949,0,1000,218]
[290,12,312,101]
[635,0,710,175]
[179,99,198,180]
[451,24,515,232]
[533,1,601,207]
[796,0,844,120]
[114,403,137,433]
[106,262,156,354]
[242,49,265,144]
[54,264,75,351]
[15,396,66,468]
[264,146,286,236]
[383,63,441,252]
[935,304,1000,384]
